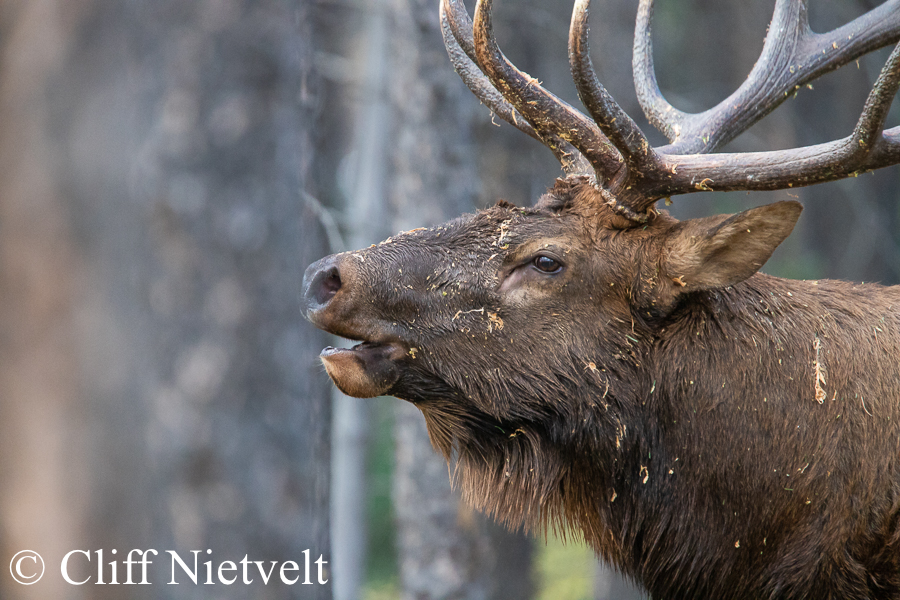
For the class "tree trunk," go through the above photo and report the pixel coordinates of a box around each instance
[387,1,534,599]
[0,1,91,598]
[331,1,394,598]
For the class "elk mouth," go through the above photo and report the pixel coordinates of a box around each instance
[303,253,410,398]
[319,339,407,398]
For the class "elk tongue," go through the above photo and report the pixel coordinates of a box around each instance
[319,342,403,398]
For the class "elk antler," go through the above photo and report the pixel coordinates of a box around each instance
[440,0,592,175]
[442,0,900,221]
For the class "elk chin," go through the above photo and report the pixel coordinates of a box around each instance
[319,341,405,398]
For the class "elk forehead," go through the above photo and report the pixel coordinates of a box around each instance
[350,190,613,278]
[347,185,656,309]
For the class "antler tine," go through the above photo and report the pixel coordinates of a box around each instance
[441,0,477,61]
[670,0,807,154]
[569,0,661,181]
[440,0,592,175]
[471,0,625,183]
[440,0,540,144]
[850,41,900,153]
[656,0,900,155]
[633,0,807,153]
[632,0,687,144]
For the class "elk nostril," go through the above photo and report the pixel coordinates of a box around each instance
[311,265,342,306]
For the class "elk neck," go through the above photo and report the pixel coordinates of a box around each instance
[420,271,900,590]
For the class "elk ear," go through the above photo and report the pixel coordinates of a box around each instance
[663,201,802,291]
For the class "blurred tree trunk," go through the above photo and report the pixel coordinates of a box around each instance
[1,0,332,599]
[0,1,91,598]
[331,1,393,598]
[387,1,534,599]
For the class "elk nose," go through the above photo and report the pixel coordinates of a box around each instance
[302,255,343,315]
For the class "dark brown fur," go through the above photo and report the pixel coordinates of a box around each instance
[304,178,900,599]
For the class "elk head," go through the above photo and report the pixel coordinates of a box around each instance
[303,0,900,588]
[305,0,900,435]
[304,179,800,440]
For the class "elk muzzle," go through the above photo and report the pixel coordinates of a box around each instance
[302,253,406,398]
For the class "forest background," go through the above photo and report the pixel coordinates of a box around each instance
[0,0,897,599]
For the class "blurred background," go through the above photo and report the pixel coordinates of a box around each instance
[0,0,896,598]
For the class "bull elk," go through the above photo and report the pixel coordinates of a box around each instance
[304,0,900,597]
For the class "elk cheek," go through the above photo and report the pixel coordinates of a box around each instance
[319,344,403,398]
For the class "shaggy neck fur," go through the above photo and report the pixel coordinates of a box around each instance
[413,272,900,600]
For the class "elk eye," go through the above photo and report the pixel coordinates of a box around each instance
[532,255,562,273]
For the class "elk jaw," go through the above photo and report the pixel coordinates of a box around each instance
[319,340,406,398]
